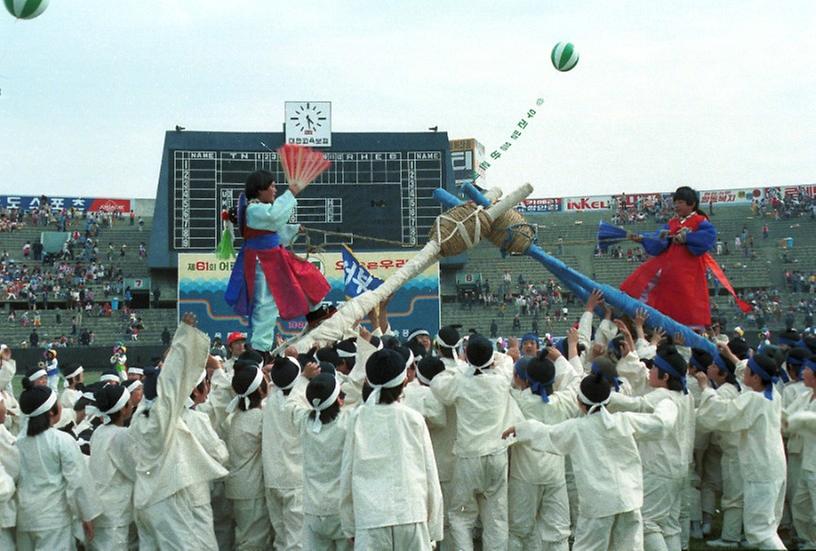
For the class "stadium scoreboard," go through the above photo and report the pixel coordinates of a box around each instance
[171,148,446,252]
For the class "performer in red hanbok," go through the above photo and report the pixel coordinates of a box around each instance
[620,186,750,328]
[225,170,332,354]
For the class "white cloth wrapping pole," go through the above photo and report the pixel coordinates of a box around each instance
[270,184,533,356]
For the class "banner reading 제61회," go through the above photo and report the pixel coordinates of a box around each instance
[177,251,440,341]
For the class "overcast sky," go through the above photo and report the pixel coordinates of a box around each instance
[1,0,815,200]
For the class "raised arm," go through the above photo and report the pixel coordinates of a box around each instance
[683,219,717,256]
[151,316,210,450]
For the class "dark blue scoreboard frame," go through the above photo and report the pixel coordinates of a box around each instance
[148,131,455,269]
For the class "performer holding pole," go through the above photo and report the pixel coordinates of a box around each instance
[617,186,750,328]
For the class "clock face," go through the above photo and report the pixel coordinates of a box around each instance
[285,101,332,146]
[289,102,327,132]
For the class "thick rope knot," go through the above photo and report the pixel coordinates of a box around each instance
[435,205,484,248]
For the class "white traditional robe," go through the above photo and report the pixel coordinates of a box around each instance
[340,402,443,548]
[0,423,19,547]
[88,423,136,550]
[697,386,787,549]
[514,404,675,551]
[130,322,228,550]
[15,428,101,543]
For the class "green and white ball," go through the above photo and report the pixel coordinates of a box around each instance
[4,0,49,19]
[551,42,579,72]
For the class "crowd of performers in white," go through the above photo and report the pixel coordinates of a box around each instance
[0,290,815,551]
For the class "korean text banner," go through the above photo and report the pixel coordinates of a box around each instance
[177,251,440,341]
[0,195,131,213]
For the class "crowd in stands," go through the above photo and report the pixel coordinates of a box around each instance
[754,186,816,219]
[0,202,157,349]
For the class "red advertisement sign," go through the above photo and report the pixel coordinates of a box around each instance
[564,195,612,211]
[87,198,131,213]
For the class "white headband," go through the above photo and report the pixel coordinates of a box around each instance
[435,335,463,349]
[26,389,57,417]
[101,388,131,424]
[365,367,407,405]
[64,365,84,380]
[577,386,611,414]
[465,355,494,377]
[28,369,47,382]
[274,357,300,410]
[336,348,356,359]
[226,368,264,413]
[128,367,144,375]
[309,378,342,434]
[100,373,120,383]
[126,380,143,391]
[81,390,95,401]
[405,350,415,369]
[416,368,432,386]
[407,329,430,342]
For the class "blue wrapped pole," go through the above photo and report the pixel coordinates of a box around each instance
[437,184,716,355]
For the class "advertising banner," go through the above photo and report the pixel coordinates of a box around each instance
[177,250,440,341]
[563,195,612,212]
[698,188,756,205]
[0,195,131,213]
[517,198,562,213]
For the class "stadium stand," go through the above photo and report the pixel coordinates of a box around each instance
[3,188,816,353]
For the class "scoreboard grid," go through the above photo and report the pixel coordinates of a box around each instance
[172,150,443,251]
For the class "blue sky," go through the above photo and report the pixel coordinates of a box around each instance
[1,0,815,200]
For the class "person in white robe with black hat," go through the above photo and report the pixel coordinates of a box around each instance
[606,344,695,551]
[15,382,100,550]
[694,352,788,550]
[504,372,677,550]
[340,348,443,549]
[429,334,522,551]
[785,357,816,549]
[508,355,575,551]
[262,355,304,551]
[129,315,228,550]
[88,383,136,550]
[285,362,353,550]
[0,344,21,435]
[56,363,84,430]
[225,362,271,549]
[0,392,19,549]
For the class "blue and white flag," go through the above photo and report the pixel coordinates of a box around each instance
[342,245,384,297]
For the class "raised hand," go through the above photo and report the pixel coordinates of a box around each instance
[586,289,604,313]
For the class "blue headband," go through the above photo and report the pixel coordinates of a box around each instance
[521,333,539,345]
[804,359,816,375]
[591,362,621,392]
[515,359,553,403]
[690,355,705,372]
[747,357,777,400]
[777,336,804,347]
[786,354,808,380]
[652,355,688,394]
[712,353,729,373]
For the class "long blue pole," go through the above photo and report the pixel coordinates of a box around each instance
[435,185,716,354]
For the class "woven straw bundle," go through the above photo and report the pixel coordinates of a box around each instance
[430,203,493,257]
[486,209,536,254]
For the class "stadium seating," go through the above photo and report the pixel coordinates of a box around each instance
[440,203,816,337]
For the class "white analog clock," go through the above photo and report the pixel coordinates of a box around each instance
[284,101,332,147]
